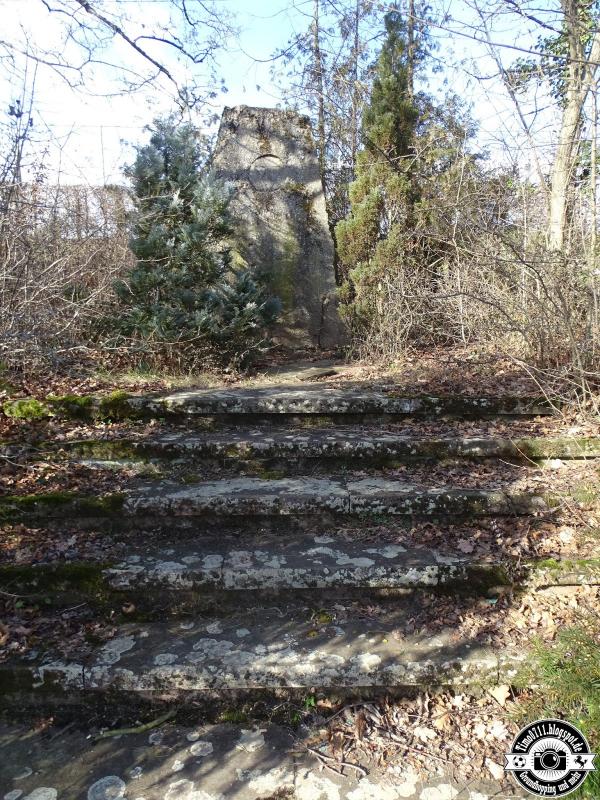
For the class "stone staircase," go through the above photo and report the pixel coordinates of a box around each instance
[1,383,599,710]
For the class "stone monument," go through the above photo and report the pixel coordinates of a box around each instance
[212,105,345,349]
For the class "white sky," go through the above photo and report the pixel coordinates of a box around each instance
[0,0,565,186]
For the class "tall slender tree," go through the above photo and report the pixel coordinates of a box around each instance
[335,9,420,327]
[270,0,380,229]
[335,7,478,346]
[548,0,600,250]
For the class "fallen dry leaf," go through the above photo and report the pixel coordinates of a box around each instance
[489,720,509,740]
[486,757,505,781]
[431,700,453,732]
[488,685,511,707]
[355,710,367,741]
[432,710,453,733]
[413,725,437,742]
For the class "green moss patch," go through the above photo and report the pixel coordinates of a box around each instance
[97,390,137,422]
[2,398,51,420]
[47,394,94,420]
[517,436,600,459]
[2,389,142,424]
[0,491,126,522]
[0,561,107,596]
[528,557,600,577]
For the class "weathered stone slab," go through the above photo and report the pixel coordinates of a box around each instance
[525,558,600,589]
[59,431,600,463]
[346,479,548,516]
[132,387,551,418]
[126,477,348,515]
[0,478,550,523]
[0,717,526,800]
[3,388,553,424]
[10,607,521,697]
[104,534,505,593]
[125,477,548,518]
[212,105,344,348]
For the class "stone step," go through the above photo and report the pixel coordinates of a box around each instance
[4,603,521,700]
[130,387,551,420]
[0,478,550,522]
[14,387,551,423]
[4,535,597,613]
[104,535,507,594]
[0,541,505,616]
[0,716,517,800]
[53,431,600,464]
[127,477,549,517]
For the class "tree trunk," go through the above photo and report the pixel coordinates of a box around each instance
[590,83,597,269]
[548,0,600,250]
[312,0,326,189]
[406,0,415,100]
[350,0,360,176]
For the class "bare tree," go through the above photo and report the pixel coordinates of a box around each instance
[548,0,600,250]
[311,0,327,186]
[1,0,236,108]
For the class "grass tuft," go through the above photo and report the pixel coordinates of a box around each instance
[516,617,600,797]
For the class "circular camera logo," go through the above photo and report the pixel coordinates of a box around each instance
[505,719,596,796]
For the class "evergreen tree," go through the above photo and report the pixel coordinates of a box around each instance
[335,9,476,347]
[113,117,280,367]
[335,9,421,332]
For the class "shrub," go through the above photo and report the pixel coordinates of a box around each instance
[109,117,280,369]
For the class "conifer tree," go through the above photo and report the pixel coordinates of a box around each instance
[114,117,280,367]
[335,9,421,331]
[335,8,475,347]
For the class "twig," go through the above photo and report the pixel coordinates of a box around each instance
[310,751,345,778]
[63,602,88,612]
[49,720,77,741]
[95,709,175,739]
[306,745,368,777]
[0,588,40,599]
[324,701,368,726]
[384,731,453,764]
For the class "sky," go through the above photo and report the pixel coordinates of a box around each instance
[0,0,565,186]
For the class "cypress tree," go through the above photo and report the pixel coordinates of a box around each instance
[335,9,421,332]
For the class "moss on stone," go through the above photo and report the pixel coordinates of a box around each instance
[423,564,512,595]
[4,390,143,423]
[529,557,600,573]
[218,708,250,724]
[97,390,136,421]
[516,436,600,459]
[2,398,51,420]
[47,394,94,420]
[68,439,150,463]
[91,492,127,513]
[250,463,288,480]
[285,180,306,194]
[0,561,108,596]
[0,491,126,521]
[257,122,271,155]
[270,228,299,312]
[532,558,562,571]
[313,610,333,624]
[286,180,316,228]
[180,472,202,484]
